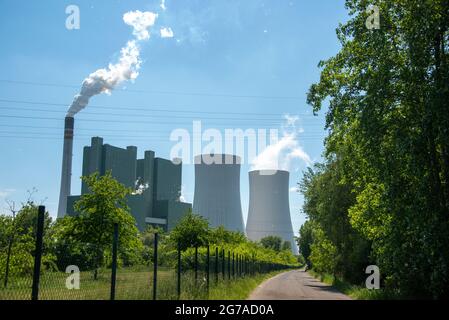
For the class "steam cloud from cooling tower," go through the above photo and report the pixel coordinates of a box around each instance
[251,114,311,172]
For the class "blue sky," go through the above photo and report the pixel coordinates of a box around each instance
[0,0,348,235]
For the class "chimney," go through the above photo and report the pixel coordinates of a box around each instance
[57,116,74,218]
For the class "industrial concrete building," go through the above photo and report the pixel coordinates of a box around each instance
[246,170,298,255]
[66,137,191,231]
[193,154,245,233]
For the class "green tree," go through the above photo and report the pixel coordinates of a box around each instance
[170,210,210,250]
[209,225,246,245]
[260,236,283,252]
[300,163,371,282]
[281,241,292,252]
[309,226,337,275]
[307,0,449,298]
[298,220,314,265]
[1,201,56,283]
[59,172,142,277]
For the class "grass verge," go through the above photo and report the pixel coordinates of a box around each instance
[307,270,402,300]
[206,270,289,300]
[0,267,292,300]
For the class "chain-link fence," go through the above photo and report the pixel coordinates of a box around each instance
[0,206,292,300]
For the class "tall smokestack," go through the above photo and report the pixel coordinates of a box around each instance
[57,116,74,218]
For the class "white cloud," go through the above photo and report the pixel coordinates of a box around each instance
[160,0,166,11]
[289,186,298,193]
[251,115,312,171]
[284,114,299,126]
[160,27,174,38]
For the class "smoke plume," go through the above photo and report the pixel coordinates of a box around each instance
[66,10,158,117]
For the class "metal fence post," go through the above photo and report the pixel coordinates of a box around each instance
[110,223,119,300]
[31,205,45,301]
[194,246,198,282]
[215,247,219,284]
[235,254,238,277]
[153,232,158,300]
[227,251,231,280]
[232,252,235,278]
[222,248,225,280]
[177,242,181,300]
[206,246,210,292]
[239,255,241,277]
[237,254,242,277]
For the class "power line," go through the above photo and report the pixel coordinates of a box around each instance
[0,135,172,142]
[0,124,173,133]
[0,131,325,139]
[0,134,324,141]
[0,79,304,100]
[0,123,327,135]
[0,131,169,138]
[0,98,314,117]
[0,105,307,122]
[0,114,280,126]
[0,114,326,128]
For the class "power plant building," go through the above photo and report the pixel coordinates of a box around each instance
[246,170,298,255]
[66,137,191,231]
[193,154,245,233]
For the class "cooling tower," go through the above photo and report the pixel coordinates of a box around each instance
[246,170,298,255]
[193,154,245,233]
[57,116,74,218]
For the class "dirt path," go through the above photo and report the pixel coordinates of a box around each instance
[248,269,351,300]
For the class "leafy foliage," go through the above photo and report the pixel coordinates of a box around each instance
[260,236,283,252]
[0,202,56,282]
[301,0,449,298]
[55,172,143,271]
[170,210,210,250]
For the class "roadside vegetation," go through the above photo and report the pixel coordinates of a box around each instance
[0,172,298,300]
[297,0,449,299]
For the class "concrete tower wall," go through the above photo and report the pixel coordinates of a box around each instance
[193,154,245,233]
[81,138,137,191]
[153,158,182,201]
[246,170,298,255]
[57,116,74,218]
[81,137,103,194]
